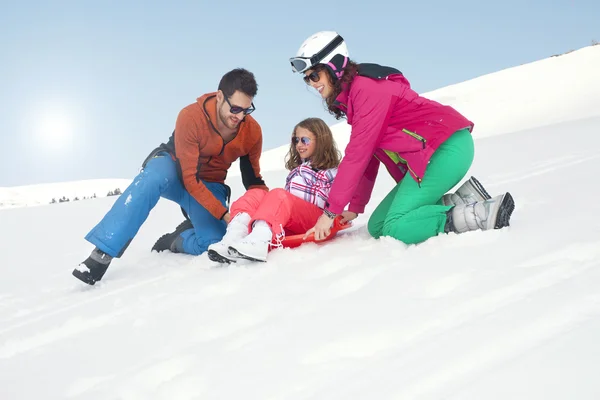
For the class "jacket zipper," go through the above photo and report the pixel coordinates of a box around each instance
[402,128,426,149]
[406,163,422,187]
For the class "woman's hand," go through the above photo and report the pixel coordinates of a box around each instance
[304,213,335,241]
[340,211,358,224]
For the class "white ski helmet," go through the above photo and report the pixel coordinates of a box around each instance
[289,31,349,77]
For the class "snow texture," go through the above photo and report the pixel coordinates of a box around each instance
[1,45,600,400]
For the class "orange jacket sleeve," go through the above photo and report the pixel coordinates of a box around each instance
[174,108,228,219]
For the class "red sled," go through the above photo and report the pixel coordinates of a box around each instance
[279,216,352,249]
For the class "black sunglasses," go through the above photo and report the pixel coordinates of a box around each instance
[303,70,321,84]
[292,136,312,145]
[224,96,255,115]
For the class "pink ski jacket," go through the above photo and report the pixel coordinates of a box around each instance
[325,65,474,215]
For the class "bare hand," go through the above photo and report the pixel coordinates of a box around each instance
[304,213,334,241]
[340,211,358,224]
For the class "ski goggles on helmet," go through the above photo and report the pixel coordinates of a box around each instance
[289,34,344,73]
[289,57,313,74]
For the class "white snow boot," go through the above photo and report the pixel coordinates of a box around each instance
[207,213,251,264]
[442,176,492,206]
[227,220,273,262]
[445,192,515,234]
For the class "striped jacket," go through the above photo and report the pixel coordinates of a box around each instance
[285,161,337,209]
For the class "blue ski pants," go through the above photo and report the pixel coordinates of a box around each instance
[85,153,228,257]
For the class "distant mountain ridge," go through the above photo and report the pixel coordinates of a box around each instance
[0,179,132,209]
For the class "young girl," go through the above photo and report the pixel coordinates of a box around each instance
[207,117,342,263]
[288,31,514,244]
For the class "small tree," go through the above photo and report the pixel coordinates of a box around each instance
[50,198,57,204]
[114,188,122,195]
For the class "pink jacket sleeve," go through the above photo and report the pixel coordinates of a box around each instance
[326,79,396,214]
[348,155,379,214]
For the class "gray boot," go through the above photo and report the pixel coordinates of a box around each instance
[442,176,491,206]
[72,248,113,285]
[445,193,515,234]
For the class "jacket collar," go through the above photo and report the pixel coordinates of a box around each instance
[197,92,218,124]
[334,86,350,112]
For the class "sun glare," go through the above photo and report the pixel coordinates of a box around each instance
[36,110,75,150]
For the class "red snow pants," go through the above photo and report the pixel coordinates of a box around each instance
[230,188,323,237]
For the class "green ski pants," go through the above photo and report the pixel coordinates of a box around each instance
[367,128,474,244]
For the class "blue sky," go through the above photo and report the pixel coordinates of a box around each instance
[1,0,598,186]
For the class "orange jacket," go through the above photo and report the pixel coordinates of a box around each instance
[159,92,267,219]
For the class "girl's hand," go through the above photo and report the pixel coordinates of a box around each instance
[340,211,358,224]
[304,213,335,241]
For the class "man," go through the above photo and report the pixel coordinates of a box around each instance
[73,68,268,285]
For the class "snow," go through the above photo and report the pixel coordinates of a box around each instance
[1,45,600,399]
[424,45,600,139]
[0,179,132,209]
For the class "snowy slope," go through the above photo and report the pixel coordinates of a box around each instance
[1,46,600,400]
[425,45,600,139]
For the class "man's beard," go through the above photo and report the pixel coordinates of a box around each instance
[218,105,241,130]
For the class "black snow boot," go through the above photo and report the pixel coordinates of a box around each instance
[72,248,113,285]
[151,219,193,253]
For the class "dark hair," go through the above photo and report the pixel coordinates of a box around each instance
[285,117,341,171]
[218,68,258,98]
[322,60,360,120]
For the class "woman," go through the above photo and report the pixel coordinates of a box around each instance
[207,117,342,263]
[289,31,514,244]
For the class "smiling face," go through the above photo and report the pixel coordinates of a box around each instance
[285,117,341,171]
[303,66,334,99]
[293,126,317,160]
[216,90,254,131]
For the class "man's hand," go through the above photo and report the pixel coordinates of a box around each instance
[222,212,231,225]
[340,211,358,224]
[304,213,335,241]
